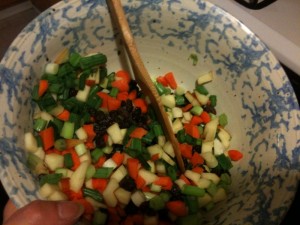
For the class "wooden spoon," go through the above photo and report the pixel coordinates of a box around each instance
[107,0,185,173]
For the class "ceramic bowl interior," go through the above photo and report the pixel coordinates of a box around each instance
[0,0,299,224]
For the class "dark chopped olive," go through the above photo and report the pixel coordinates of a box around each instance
[170,183,183,201]
[129,79,139,92]
[69,88,78,97]
[125,99,133,112]
[119,175,136,192]
[88,107,97,116]
[131,108,142,123]
[192,145,202,153]
[203,104,216,115]
[183,158,193,170]
[94,110,106,123]
[95,135,106,148]
[124,200,139,215]
[94,123,107,135]
[113,144,124,152]
[139,201,156,216]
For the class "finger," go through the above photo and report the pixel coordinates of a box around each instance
[3,200,84,225]
[3,200,17,222]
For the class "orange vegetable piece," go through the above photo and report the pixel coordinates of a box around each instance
[181,103,193,112]
[83,124,96,142]
[111,79,130,92]
[116,70,131,83]
[190,152,204,167]
[56,109,70,121]
[135,175,146,189]
[164,72,177,89]
[228,149,243,161]
[192,166,204,174]
[128,89,137,100]
[166,200,188,217]
[112,152,125,166]
[117,91,129,101]
[154,176,173,190]
[95,156,106,168]
[129,127,148,139]
[127,158,139,180]
[133,98,148,113]
[107,97,121,111]
[92,178,108,193]
[179,174,191,185]
[156,76,168,87]
[65,139,83,149]
[190,115,203,125]
[97,92,109,109]
[38,80,49,97]
[184,124,200,139]
[39,126,54,150]
[179,143,193,159]
[200,111,211,123]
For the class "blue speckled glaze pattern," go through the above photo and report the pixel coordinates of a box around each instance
[0,0,299,224]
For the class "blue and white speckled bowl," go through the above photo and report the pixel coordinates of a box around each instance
[0,0,299,224]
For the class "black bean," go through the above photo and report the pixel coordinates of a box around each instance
[203,104,217,115]
[119,175,136,192]
[192,145,202,154]
[124,201,139,215]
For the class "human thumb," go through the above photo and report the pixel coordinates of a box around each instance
[3,200,84,225]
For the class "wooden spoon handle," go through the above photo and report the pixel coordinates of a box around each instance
[107,0,185,173]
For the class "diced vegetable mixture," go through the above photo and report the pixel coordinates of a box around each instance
[25,49,243,225]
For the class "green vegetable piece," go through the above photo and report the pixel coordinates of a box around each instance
[86,165,96,181]
[39,173,63,186]
[185,196,198,214]
[54,139,67,150]
[175,95,186,106]
[216,154,233,170]
[182,185,205,197]
[206,182,218,196]
[167,166,177,181]
[149,195,165,211]
[220,173,232,185]
[83,188,103,202]
[91,148,104,163]
[80,53,107,70]
[190,105,203,116]
[153,124,163,137]
[160,191,171,202]
[60,121,75,139]
[109,87,119,97]
[32,85,40,101]
[93,167,114,178]
[195,85,209,95]
[205,201,215,211]
[130,138,142,151]
[64,153,74,169]
[209,95,217,107]
[69,52,82,67]
[155,82,167,96]
[33,118,47,132]
[219,113,228,127]
[176,129,186,143]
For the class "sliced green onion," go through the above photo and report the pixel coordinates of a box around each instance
[195,85,209,95]
[141,130,155,144]
[219,113,228,127]
[206,182,218,196]
[80,53,107,70]
[176,129,186,143]
[185,196,198,214]
[33,118,47,132]
[109,87,119,97]
[175,95,186,106]
[220,173,231,185]
[190,105,203,116]
[130,138,142,151]
[167,166,177,181]
[153,124,163,137]
[155,82,167,96]
[32,85,40,101]
[93,167,114,178]
[86,165,96,180]
[48,83,64,94]
[69,52,82,67]
[60,121,75,139]
[149,195,165,211]
[182,184,205,197]
[64,153,74,169]
[216,154,233,170]
[83,187,103,202]
[91,148,104,163]
[92,210,107,225]
[39,173,63,186]
[54,139,67,150]
[209,95,217,107]
[100,67,107,80]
